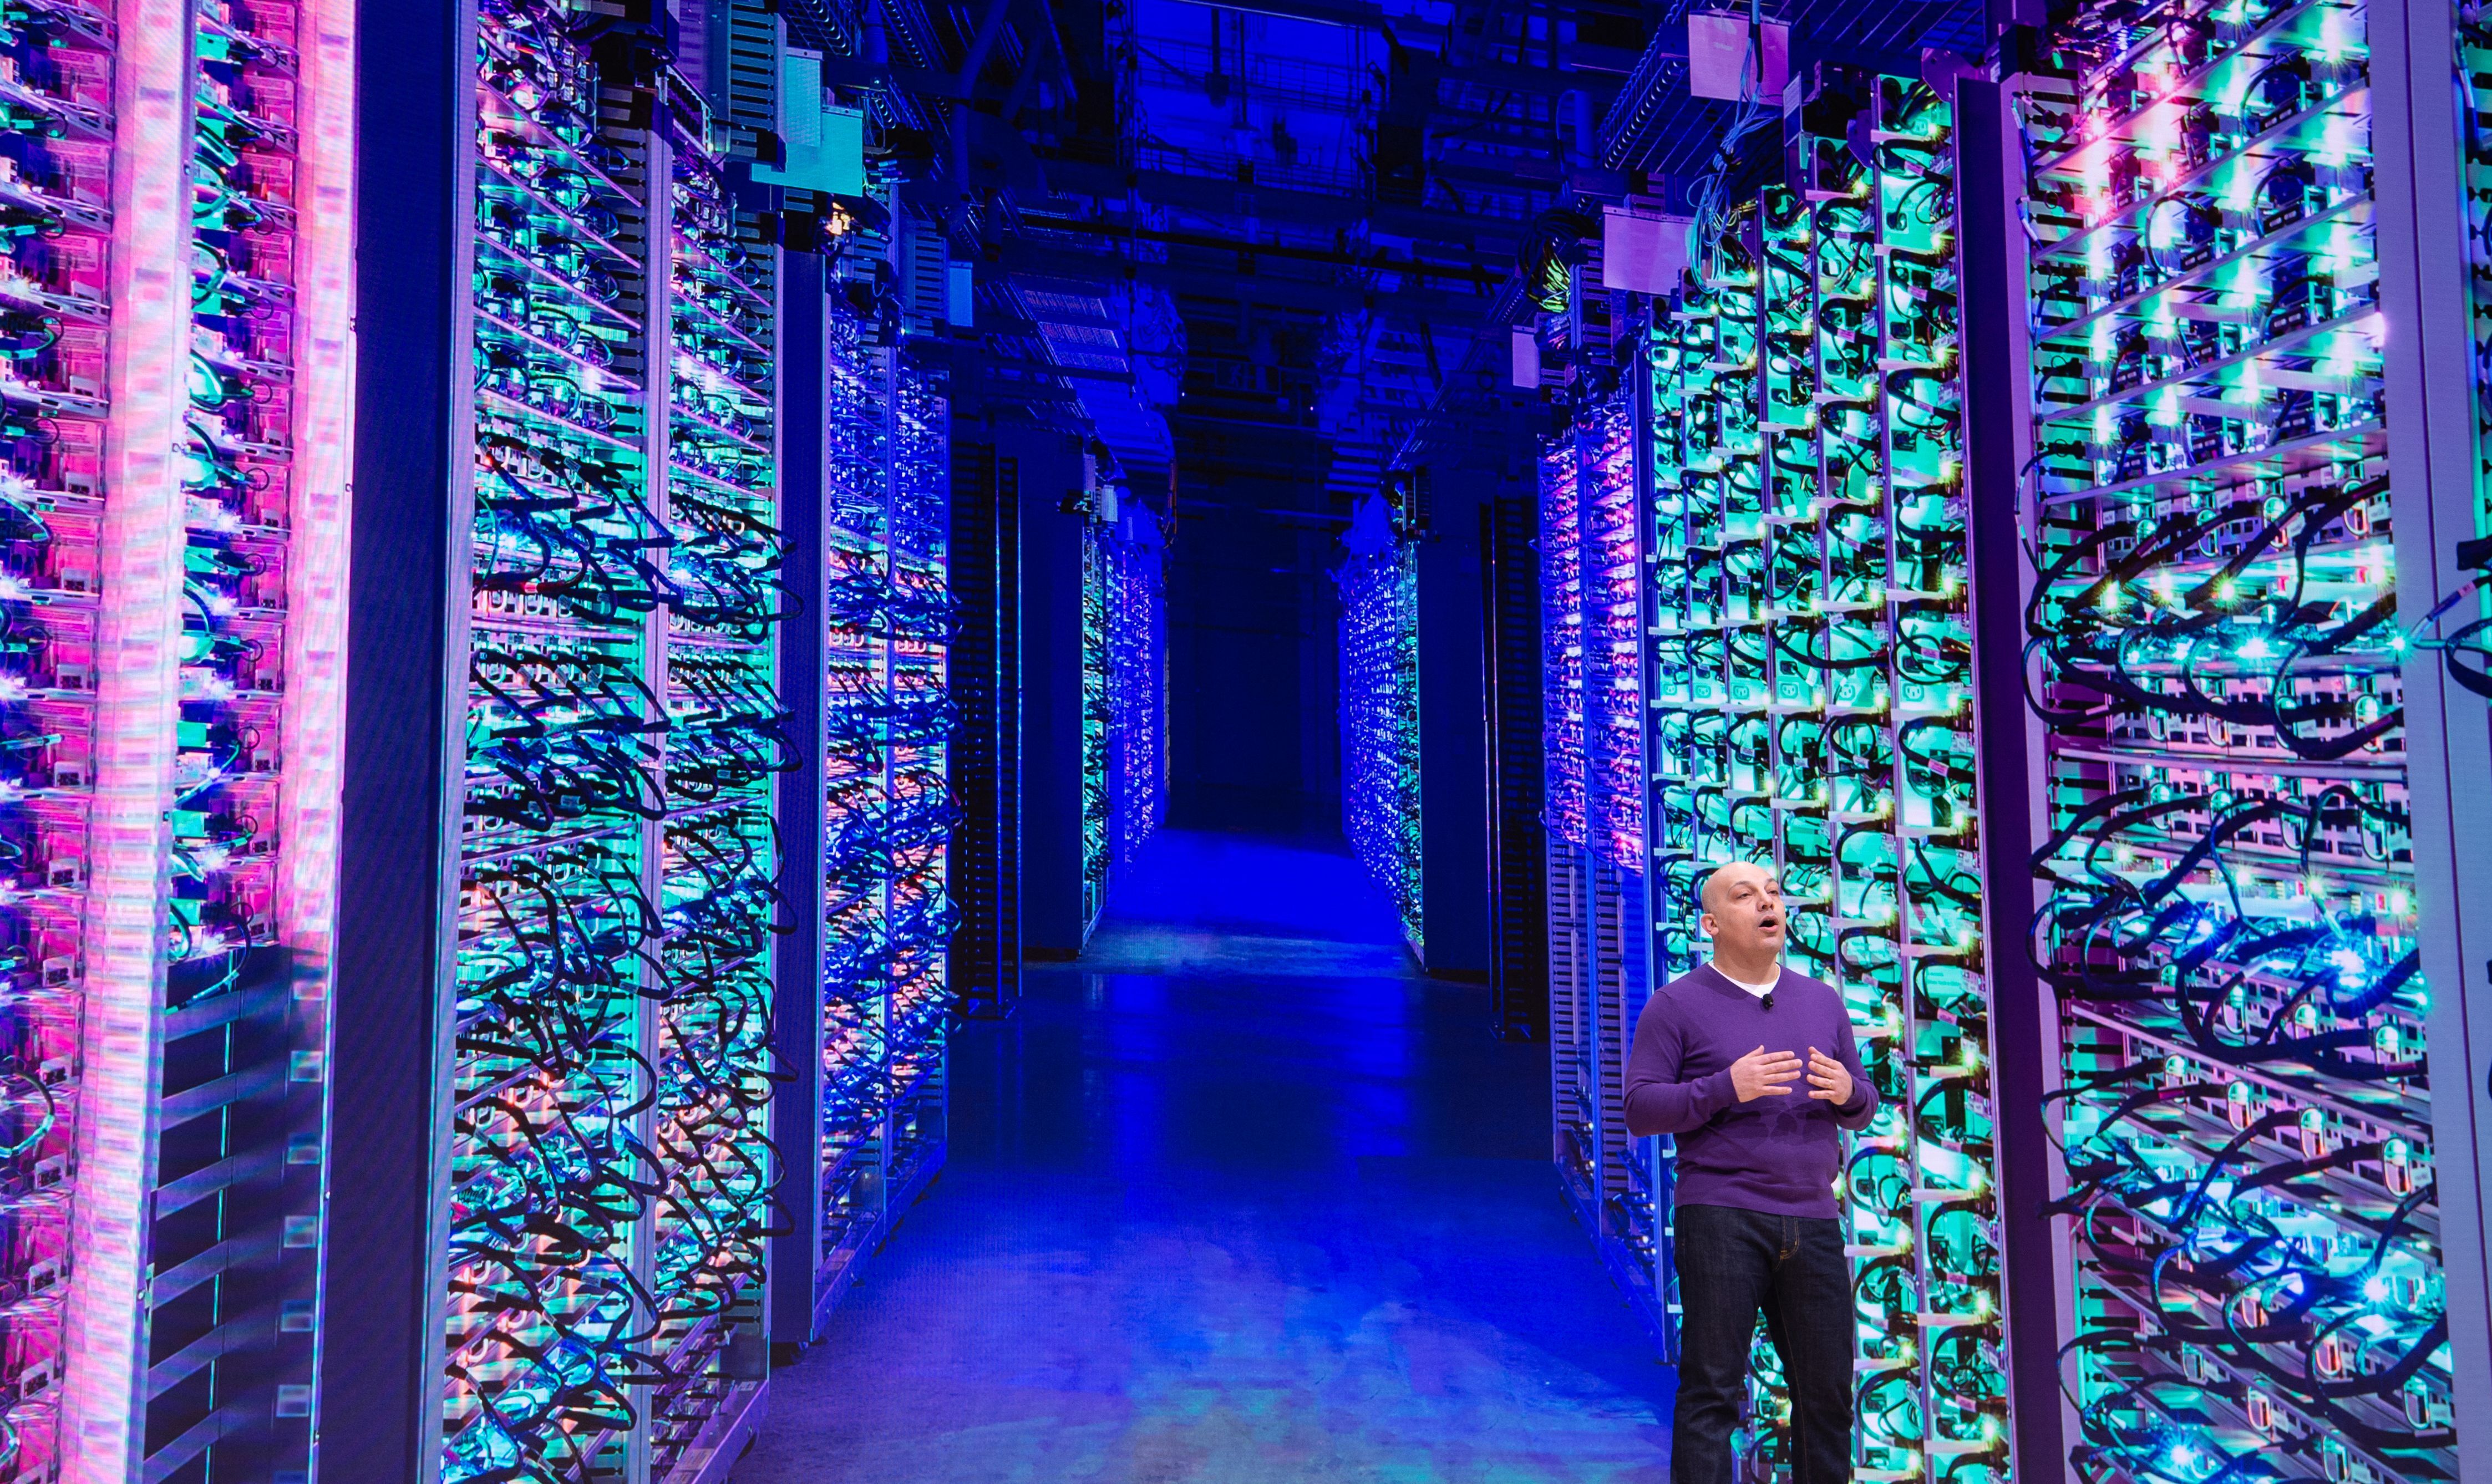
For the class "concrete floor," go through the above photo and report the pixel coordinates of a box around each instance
[733,829,1675,1483]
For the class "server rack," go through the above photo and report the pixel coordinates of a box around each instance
[0,2,355,1478]
[1540,378,1674,1355]
[1334,475,1492,980]
[432,21,789,1480]
[1103,507,1166,868]
[1337,509,1424,956]
[1559,70,2012,1478]
[1017,433,1089,957]
[1543,411,1594,1234]
[1483,486,1549,1039]
[807,286,953,1335]
[1022,457,1163,959]
[1412,476,1493,982]
[947,440,1022,1021]
[2388,0,2492,1440]
[1079,527,1109,932]
[2008,6,2459,1482]
[1654,75,2005,1480]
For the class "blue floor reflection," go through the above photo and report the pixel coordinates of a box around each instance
[734,829,1675,1482]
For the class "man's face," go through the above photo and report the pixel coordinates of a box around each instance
[1701,864,1786,958]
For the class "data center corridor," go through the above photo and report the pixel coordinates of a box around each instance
[734,829,1676,1482]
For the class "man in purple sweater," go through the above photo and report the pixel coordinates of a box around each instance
[1624,861,1876,1484]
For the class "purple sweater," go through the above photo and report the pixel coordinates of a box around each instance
[1622,963,1877,1218]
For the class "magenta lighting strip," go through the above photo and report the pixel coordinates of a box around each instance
[64,0,192,1471]
[289,0,358,1460]
[0,0,358,1478]
[0,1,140,1474]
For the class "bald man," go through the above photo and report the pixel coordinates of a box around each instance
[1624,861,1876,1484]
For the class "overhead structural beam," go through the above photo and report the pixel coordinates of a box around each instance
[1161,0,1424,31]
[1042,160,1526,252]
[955,0,1015,90]
[1017,212,1508,287]
[1439,54,1641,96]
[997,238,1508,324]
[1162,0,1656,32]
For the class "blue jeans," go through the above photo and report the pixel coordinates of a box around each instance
[1671,1203,1854,1484]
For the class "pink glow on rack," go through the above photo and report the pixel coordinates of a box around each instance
[283,0,357,975]
[287,0,358,1460]
[62,6,197,1480]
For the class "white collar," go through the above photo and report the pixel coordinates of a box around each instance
[1712,963,1780,999]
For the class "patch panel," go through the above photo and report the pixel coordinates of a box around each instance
[2014,4,2454,1482]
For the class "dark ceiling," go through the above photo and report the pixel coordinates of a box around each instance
[794,0,1997,502]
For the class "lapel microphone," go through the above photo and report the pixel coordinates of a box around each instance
[1762,988,1775,1012]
